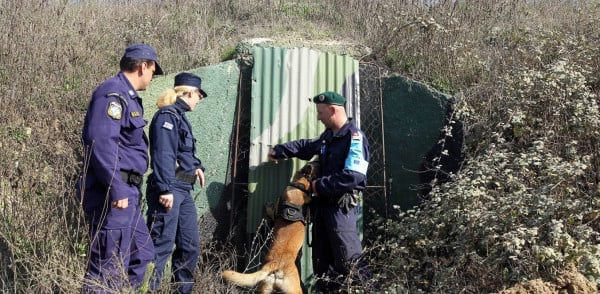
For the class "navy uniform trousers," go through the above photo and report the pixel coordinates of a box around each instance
[146,181,199,294]
[311,201,371,292]
[81,186,153,293]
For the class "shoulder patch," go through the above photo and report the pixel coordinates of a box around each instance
[107,101,122,120]
[162,121,174,130]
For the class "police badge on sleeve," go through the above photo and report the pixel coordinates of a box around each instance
[345,132,369,175]
[107,101,122,120]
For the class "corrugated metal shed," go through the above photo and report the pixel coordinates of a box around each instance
[246,45,360,288]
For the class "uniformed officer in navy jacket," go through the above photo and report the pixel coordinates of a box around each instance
[77,44,163,293]
[269,91,373,292]
[145,72,207,293]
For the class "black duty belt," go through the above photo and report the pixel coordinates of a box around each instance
[175,170,196,184]
[120,170,143,187]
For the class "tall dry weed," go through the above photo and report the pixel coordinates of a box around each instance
[0,0,599,292]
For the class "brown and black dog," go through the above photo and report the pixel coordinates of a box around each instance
[221,162,319,294]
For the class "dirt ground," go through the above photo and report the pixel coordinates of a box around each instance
[497,264,598,294]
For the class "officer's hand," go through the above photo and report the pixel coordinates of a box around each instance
[159,194,174,212]
[268,149,278,164]
[195,169,205,188]
[112,198,128,209]
[311,180,318,197]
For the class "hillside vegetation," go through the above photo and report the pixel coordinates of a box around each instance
[0,0,599,293]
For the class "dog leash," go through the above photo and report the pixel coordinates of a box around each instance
[306,206,312,247]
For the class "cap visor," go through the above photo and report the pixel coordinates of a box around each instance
[154,62,164,75]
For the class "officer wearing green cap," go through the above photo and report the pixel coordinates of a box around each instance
[269,91,373,292]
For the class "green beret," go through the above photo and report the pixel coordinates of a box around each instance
[312,91,346,106]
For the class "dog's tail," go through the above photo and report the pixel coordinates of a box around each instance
[221,269,270,287]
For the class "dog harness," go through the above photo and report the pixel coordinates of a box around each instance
[277,182,312,224]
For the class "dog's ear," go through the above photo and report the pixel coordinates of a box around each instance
[300,163,312,176]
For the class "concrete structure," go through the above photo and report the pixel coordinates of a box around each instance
[141,42,463,291]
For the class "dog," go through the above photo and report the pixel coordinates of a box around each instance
[221,161,319,294]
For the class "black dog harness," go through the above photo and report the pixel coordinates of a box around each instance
[277,182,312,224]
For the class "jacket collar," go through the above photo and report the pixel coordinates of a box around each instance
[117,72,139,100]
[174,97,191,112]
[332,118,354,137]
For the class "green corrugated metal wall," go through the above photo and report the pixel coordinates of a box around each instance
[247,45,360,290]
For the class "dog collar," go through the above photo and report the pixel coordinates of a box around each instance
[288,182,312,197]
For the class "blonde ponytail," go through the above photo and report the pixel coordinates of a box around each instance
[156,85,196,108]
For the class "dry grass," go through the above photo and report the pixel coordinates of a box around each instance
[0,0,599,292]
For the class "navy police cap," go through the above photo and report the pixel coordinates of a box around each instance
[123,44,164,75]
[174,72,208,97]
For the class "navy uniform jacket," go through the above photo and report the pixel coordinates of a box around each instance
[148,98,204,193]
[79,72,149,209]
[272,119,369,200]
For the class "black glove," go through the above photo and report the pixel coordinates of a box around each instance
[337,192,358,214]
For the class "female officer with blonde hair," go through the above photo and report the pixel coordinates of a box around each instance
[145,72,207,293]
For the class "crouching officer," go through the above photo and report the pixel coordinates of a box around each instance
[145,72,208,293]
[76,44,163,293]
[269,91,375,292]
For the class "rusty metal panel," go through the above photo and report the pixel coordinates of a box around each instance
[246,45,359,288]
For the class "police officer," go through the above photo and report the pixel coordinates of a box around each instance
[77,44,163,293]
[145,72,207,293]
[268,91,372,292]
